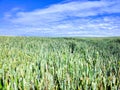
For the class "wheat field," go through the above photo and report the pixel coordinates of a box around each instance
[0,36,120,90]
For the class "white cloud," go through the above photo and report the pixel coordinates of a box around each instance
[1,0,120,36]
[8,0,120,23]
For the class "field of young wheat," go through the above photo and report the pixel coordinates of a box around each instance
[0,36,120,90]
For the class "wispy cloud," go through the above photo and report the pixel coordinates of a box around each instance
[1,0,120,36]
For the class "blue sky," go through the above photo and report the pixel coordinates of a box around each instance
[0,0,120,37]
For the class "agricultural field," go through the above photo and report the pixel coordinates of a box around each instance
[0,36,120,90]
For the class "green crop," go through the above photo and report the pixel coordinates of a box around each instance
[0,36,120,90]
